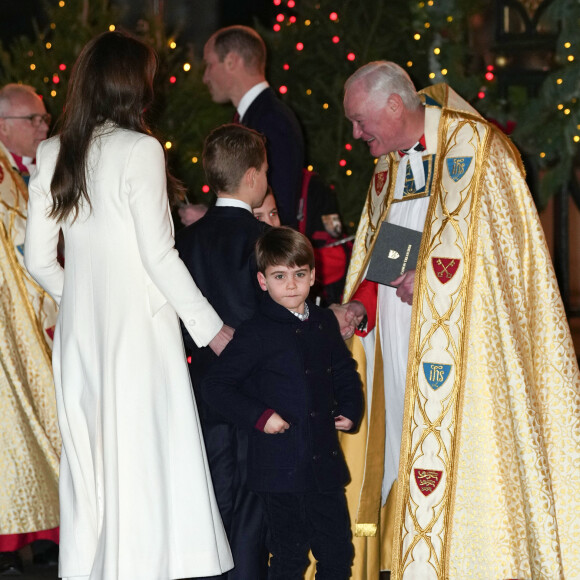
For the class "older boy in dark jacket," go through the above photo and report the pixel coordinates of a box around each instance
[202,227,363,580]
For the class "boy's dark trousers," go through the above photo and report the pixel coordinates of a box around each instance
[258,488,353,580]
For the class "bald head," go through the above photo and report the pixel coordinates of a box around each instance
[0,84,49,158]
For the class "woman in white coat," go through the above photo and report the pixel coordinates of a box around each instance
[24,31,234,580]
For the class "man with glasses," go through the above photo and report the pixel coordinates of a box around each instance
[0,84,60,575]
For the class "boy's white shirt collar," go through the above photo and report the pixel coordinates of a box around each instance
[215,197,252,213]
[237,81,269,121]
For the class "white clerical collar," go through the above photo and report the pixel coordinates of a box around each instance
[215,197,252,213]
[21,155,35,174]
[237,81,269,121]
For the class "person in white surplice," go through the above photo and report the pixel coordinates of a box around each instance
[24,30,234,580]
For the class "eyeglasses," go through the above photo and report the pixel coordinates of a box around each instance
[0,113,52,127]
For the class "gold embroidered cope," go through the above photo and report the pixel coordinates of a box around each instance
[339,85,580,580]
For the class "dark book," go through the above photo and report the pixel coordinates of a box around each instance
[366,222,422,286]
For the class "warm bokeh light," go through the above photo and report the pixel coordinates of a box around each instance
[347,52,355,61]
[202,185,210,193]
[329,12,338,21]
[183,63,191,71]
[279,85,288,94]
[296,42,304,51]
[165,141,172,149]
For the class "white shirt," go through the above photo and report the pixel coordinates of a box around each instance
[215,197,252,213]
[237,81,269,122]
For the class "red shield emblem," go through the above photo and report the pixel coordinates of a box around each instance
[414,468,443,496]
[0,165,4,184]
[432,257,460,284]
[45,326,55,340]
[374,170,388,196]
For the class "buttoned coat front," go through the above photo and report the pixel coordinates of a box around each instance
[202,294,363,493]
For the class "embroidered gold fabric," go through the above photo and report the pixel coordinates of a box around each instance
[0,144,60,535]
[341,85,580,580]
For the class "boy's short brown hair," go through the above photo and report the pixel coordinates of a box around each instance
[203,124,266,195]
[256,227,315,273]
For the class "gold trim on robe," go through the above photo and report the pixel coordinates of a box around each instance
[341,85,580,580]
[0,143,60,535]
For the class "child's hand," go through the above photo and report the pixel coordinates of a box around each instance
[334,415,353,431]
[264,412,290,434]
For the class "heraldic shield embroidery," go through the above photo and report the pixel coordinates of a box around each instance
[392,117,486,580]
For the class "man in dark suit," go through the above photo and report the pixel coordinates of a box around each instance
[203,25,304,228]
[176,124,269,580]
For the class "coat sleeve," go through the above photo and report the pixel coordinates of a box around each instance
[126,135,222,347]
[24,141,64,305]
[201,325,270,430]
[326,311,364,430]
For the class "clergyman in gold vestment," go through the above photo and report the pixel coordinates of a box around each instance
[0,84,60,573]
[330,62,579,580]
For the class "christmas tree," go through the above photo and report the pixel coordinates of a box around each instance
[0,0,228,205]
[1,0,577,221]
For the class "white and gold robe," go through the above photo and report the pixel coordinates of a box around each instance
[341,84,579,580]
[0,142,60,539]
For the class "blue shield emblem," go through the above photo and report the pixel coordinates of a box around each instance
[16,244,24,256]
[423,363,452,390]
[446,157,472,182]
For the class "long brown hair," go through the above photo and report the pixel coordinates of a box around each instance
[50,30,183,222]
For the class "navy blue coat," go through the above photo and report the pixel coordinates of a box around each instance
[175,205,268,382]
[242,88,304,228]
[202,293,363,493]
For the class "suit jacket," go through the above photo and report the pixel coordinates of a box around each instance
[202,294,363,494]
[175,205,268,382]
[242,88,304,228]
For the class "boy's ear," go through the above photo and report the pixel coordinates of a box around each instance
[245,166,257,188]
[310,267,316,287]
[257,271,268,291]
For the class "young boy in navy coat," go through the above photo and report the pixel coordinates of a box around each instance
[202,227,363,580]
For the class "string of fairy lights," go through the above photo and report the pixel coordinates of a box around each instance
[18,0,579,193]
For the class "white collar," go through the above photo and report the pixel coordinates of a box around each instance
[237,81,269,121]
[215,197,252,213]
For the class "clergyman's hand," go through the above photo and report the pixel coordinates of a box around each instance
[329,302,366,340]
[391,270,415,305]
[208,324,235,356]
